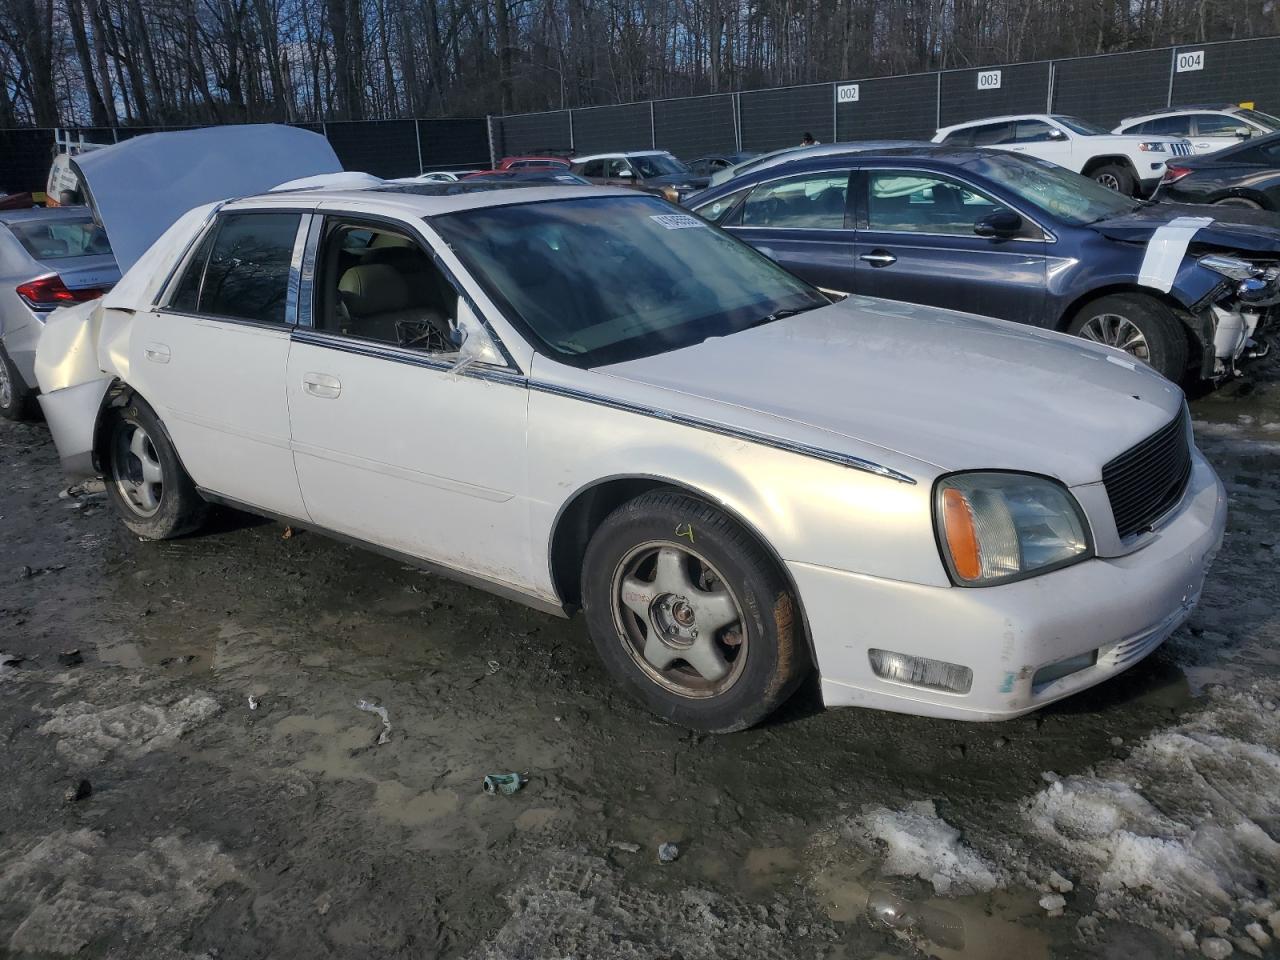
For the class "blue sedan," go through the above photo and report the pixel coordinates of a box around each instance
[688,145,1280,383]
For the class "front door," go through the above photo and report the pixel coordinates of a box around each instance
[126,209,310,518]
[851,168,1048,324]
[723,170,857,295]
[284,213,534,587]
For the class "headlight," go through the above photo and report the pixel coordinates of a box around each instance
[934,473,1092,586]
[1199,253,1262,281]
[1137,141,1168,152]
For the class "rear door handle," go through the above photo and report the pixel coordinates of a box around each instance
[860,251,897,267]
[302,373,341,399]
[143,342,171,363]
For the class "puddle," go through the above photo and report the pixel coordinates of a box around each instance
[374,781,460,826]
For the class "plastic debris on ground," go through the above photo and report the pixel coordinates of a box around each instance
[657,842,679,863]
[608,840,640,854]
[482,773,525,796]
[248,696,259,711]
[356,699,391,744]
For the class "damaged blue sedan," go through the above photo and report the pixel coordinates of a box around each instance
[689,146,1279,383]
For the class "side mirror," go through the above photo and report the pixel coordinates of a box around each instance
[1048,129,1067,141]
[974,210,1023,239]
[1233,127,1252,139]
[450,300,504,372]
[615,169,634,179]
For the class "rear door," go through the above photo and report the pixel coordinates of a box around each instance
[720,169,856,295]
[126,209,310,518]
[851,167,1048,324]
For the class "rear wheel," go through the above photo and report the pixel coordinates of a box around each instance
[581,491,808,732]
[1213,196,1263,210]
[103,396,208,539]
[1067,293,1189,382]
[0,344,38,421]
[1092,163,1137,196]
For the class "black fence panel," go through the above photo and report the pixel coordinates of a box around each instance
[324,119,419,177]
[939,61,1052,128]
[1052,48,1171,127]
[494,110,572,158]
[837,73,937,140]
[654,94,736,160]
[1170,38,1280,115]
[418,118,490,169]
[572,103,653,154]
[0,128,55,193]
[740,84,831,151]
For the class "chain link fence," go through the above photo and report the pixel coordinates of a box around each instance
[491,35,1280,161]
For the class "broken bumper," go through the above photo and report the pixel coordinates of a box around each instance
[793,451,1226,721]
[37,376,112,479]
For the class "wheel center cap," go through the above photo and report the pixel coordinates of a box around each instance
[671,599,695,627]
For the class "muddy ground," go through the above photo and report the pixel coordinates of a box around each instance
[2,367,1279,960]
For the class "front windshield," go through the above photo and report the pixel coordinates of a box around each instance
[962,153,1138,225]
[1051,115,1110,136]
[632,154,689,178]
[1238,108,1280,130]
[431,195,828,368]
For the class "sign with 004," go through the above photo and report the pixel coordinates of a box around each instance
[1176,50,1204,72]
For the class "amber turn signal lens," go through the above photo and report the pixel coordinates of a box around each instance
[941,487,982,581]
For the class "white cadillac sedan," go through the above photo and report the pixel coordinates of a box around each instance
[35,183,1226,731]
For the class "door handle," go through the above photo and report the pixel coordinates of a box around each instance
[860,251,897,267]
[143,342,171,364]
[302,373,341,399]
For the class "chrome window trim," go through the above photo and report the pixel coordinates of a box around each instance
[152,203,224,308]
[284,214,314,327]
[527,379,917,485]
[859,165,1057,243]
[290,327,523,384]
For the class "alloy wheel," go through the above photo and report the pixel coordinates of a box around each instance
[111,420,165,517]
[611,541,748,699]
[1078,312,1151,362]
[1095,173,1121,191]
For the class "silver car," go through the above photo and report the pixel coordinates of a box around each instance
[0,206,118,419]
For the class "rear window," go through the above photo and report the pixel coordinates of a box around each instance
[9,219,112,260]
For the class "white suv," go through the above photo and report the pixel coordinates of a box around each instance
[932,113,1193,196]
[1114,105,1280,155]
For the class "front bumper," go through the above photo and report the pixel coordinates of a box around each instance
[793,451,1226,721]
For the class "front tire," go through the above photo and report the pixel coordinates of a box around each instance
[0,343,38,421]
[1213,196,1263,210]
[102,396,208,539]
[1067,293,1189,382]
[581,490,808,732]
[1092,163,1137,196]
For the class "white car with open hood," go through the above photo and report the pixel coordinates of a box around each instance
[35,175,1226,731]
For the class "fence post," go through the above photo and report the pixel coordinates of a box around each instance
[1046,62,1055,113]
[733,93,742,152]
[650,101,656,149]
[831,83,838,142]
[935,73,942,132]
[485,114,497,168]
[568,109,575,153]
[415,119,424,174]
[1166,47,1176,108]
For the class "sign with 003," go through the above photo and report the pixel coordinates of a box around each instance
[977,70,1002,90]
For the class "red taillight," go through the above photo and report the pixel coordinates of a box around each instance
[15,274,105,310]
[1162,164,1193,185]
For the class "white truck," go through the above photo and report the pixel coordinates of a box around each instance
[46,129,110,206]
[932,113,1193,196]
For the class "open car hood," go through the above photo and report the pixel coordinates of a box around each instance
[1092,202,1280,254]
[72,124,341,272]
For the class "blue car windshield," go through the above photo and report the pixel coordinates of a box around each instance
[961,153,1139,226]
[431,195,827,367]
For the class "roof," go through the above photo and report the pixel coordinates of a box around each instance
[1118,106,1249,124]
[228,183,636,218]
[935,114,1051,133]
[570,150,671,162]
[0,205,95,225]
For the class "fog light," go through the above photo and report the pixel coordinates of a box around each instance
[1031,651,1097,691]
[869,649,973,694]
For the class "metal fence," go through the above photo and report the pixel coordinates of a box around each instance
[490,35,1280,161]
[0,117,491,194]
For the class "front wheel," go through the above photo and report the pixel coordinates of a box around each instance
[1092,163,1137,196]
[103,396,208,539]
[581,490,809,732]
[1067,293,1189,382]
[1213,196,1263,210]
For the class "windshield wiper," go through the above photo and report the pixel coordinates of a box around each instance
[746,304,821,329]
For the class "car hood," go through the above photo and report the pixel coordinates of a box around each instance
[594,297,1184,486]
[72,124,341,273]
[1091,202,1280,253]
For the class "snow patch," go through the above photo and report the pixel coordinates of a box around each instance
[39,692,222,765]
[851,800,1000,896]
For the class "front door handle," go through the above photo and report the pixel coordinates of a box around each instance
[302,373,341,399]
[860,251,897,267]
[143,342,171,363]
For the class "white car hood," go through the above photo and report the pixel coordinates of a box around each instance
[596,297,1185,486]
[73,124,341,273]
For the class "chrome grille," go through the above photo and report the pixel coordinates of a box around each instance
[1169,141,1193,156]
[1102,412,1192,539]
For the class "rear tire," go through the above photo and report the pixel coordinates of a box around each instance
[102,396,208,539]
[1067,293,1189,382]
[0,343,38,421]
[1213,196,1263,210]
[581,490,808,732]
[1092,163,1137,196]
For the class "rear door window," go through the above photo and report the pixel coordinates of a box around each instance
[167,212,301,324]
[740,173,851,229]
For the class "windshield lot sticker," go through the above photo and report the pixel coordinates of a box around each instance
[1138,216,1213,292]
[651,214,704,230]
